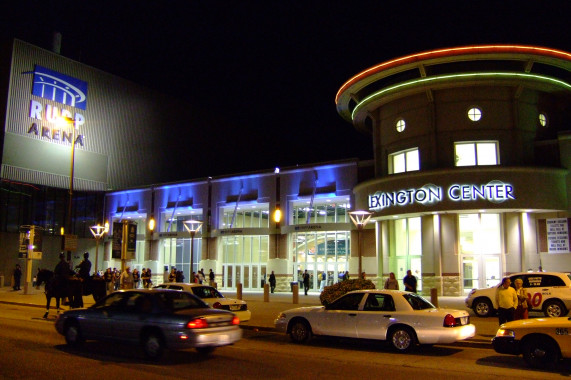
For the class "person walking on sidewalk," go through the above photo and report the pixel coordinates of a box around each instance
[303,270,310,295]
[13,264,22,291]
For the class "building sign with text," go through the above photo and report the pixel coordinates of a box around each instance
[369,180,515,211]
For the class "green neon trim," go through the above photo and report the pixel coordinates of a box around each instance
[351,72,571,120]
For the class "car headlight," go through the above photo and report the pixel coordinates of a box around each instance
[495,328,515,338]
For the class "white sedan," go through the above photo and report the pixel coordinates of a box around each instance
[275,290,475,352]
[154,283,251,322]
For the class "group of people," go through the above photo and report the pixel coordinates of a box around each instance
[496,277,529,325]
[102,266,153,293]
[384,270,418,293]
[167,267,215,285]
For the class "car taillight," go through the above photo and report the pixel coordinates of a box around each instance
[212,302,222,309]
[187,318,209,329]
[443,314,457,327]
[232,316,240,325]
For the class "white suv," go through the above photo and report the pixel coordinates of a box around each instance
[465,272,571,318]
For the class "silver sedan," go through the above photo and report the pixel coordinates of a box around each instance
[55,289,242,359]
[275,289,475,352]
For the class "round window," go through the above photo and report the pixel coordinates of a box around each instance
[468,108,482,122]
[395,119,406,132]
[539,113,547,127]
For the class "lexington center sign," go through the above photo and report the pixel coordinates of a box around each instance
[368,180,515,211]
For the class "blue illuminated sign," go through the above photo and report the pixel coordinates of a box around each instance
[32,65,88,110]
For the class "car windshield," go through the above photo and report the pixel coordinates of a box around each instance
[403,293,435,310]
[192,286,224,299]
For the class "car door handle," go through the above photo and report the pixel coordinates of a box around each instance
[348,313,357,317]
[383,315,392,318]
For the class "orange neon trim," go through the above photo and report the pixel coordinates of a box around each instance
[335,45,571,104]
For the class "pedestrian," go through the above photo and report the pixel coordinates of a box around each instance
[113,268,121,290]
[141,268,150,288]
[209,269,215,286]
[384,272,399,290]
[120,266,134,289]
[146,268,152,287]
[269,271,276,293]
[403,270,417,293]
[513,278,529,320]
[343,271,350,281]
[176,270,185,283]
[168,267,176,282]
[132,268,140,288]
[319,271,327,291]
[303,270,310,295]
[13,264,22,291]
[361,272,366,280]
[496,277,517,325]
[103,268,113,294]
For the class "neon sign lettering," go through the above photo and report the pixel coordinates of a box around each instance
[369,181,515,211]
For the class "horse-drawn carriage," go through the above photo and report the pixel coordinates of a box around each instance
[36,269,107,318]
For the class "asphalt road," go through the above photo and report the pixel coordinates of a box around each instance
[1,303,569,380]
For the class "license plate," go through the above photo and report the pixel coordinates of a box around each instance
[230,305,240,311]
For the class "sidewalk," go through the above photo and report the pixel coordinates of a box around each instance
[0,286,497,348]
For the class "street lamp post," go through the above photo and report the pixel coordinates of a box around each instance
[89,222,108,274]
[349,210,372,279]
[59,116,78,263]
[183,220,203,283]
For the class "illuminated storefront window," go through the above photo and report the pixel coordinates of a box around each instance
[394,217,422,291]
[455,141,498,166]
[221,235,268,290]
[459,213,502,292]
[161,210,203,280]
[389,148,419,174]
[291,231,350,291]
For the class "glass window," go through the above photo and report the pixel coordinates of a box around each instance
[468,107,482,121]
[455,141,498,166]
[291,197,350,225]
[459,213,501,255]
[328,292,364,310]
[219,204,269,229]
[539,113,547,127]
[396,119,406,132]
[389,148,419,174]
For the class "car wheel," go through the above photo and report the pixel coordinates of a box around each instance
[473,298,493,317]
[142,332,164,360]
[522,337,559,368]
[64,321,84,347]
[389,326,416,353]
[289,320,311,344]
[196,346,216,355]
[543,300,566,318]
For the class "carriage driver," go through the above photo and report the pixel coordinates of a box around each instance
[76,252,92,281]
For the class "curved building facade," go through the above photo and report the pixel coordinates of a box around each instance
[336,45,571,295]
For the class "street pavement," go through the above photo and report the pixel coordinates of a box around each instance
[0,285,499,348]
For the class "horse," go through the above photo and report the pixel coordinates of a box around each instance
[36,269,71,318]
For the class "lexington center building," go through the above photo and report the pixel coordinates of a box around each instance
[337,45,571,295]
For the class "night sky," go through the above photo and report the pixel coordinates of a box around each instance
[3,1,571,181]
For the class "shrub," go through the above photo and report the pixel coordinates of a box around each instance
[319,279,376,305]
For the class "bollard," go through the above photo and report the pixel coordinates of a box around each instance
[264,283,270,302]
[237,283,243,300]
[0,275,4,288]
[430,288,438,308]
[213,282,217,289]
[292,283,299,304]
